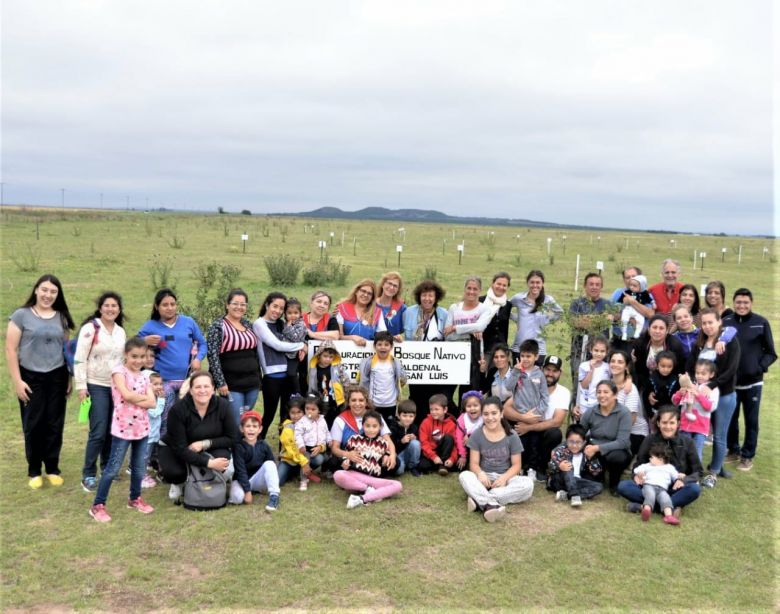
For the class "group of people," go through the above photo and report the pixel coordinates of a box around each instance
[5,260,775,524]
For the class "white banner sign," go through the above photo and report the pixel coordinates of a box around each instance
[307,340,471,385]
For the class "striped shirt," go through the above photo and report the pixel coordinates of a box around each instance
[220,319,257,353]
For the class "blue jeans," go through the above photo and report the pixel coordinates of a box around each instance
[616,479,701,510]
[680,431,706,461]
[81,384,114,479]
[93,436,149,506]
[227,388,260,428]
[277,461,301,486]
[709,391,737,473]
[395,439,421,475]
[728,386,762,460]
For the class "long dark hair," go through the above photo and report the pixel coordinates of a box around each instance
[679,284,701,315]
[695,308,722,349]
[526,270,546,313]
[81,291,126,328]
[150,288,177,321]
[22,274,74,329]
[483,395,513,435]
[258,292,287,318]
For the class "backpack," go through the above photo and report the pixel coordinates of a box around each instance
[182,454,228,511]
[64,319,99,376]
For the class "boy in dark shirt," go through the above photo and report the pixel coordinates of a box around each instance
[388,400,421,477]
[647,351,681,417]
[229,410,281,511]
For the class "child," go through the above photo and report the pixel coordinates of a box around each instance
[333,410,403,509]
[294,394,331,489]
[229,410,280,511]
[547,424,603,507]
[618,275,652,340]
[633,443,680,525]
[674,359,719,461]
[281,298,308,395]
[89,337,157,522]
[388,399,421,476]
[576,335,610,415]
[307,340,349,428]
[646,351,680,415]
[140,372,166,488]
[419,394,459,475]
[456,391,484,470]
[357,331,408,422]
[277,397,317,488]
[142,346,156,373]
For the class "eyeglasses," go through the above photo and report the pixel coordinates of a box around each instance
[384,281,399,289]
[357,289,373,296]
[566,439,584,445]
[228,302,247,308]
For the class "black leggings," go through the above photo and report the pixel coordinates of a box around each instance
[601,449,632,490]
[261,375,292,440]
[418,435,456,473]
[19,365,69,477]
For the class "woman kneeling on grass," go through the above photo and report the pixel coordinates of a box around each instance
[458,396,534,522]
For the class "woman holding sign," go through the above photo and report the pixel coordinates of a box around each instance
[403,279,449,423]
[336,279,386,346]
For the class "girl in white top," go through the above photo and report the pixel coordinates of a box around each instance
[608,349,648,457]
[509,270,563,359]
[74,292,128,492]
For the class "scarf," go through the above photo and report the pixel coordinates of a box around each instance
[414,308,442,341]
[482,287,508,320]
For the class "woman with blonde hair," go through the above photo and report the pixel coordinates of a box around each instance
[336,279,386,346]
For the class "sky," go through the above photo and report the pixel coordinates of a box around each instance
[1,1,775,235]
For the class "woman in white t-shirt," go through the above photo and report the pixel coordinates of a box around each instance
[609,349,648,457]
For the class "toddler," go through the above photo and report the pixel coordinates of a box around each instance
[294,394,331,489]
[140,372,166,488]
[456,391,484,470]
[647,351,680,415]
[618,275,652,340]
[547,424,603,507]
[388,400,421,476]
[278,397,316,488]
[281,298,308,395]
[674,360,719,460]
[334,411,403,509]
[419,394,459,475]
[229,410,280,511]
[89,337,157,522]
[576,335,610,415]
[307,341,349,428]
[633,443,680,525]
[357,331,408,421]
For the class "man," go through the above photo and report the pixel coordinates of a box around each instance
[610,265,655,352]
[569,273,612,392]
[722,289,776,471]
[505,355,570,481]
[648,259,684,320]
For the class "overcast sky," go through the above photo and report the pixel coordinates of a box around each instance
[2,1,775,235]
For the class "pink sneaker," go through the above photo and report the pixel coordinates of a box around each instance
[663,515,680,526]
[89,504,112,523]
[141,475,157,489]
[127,497,154,514]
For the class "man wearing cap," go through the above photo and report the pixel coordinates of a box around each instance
[512,355,570,481]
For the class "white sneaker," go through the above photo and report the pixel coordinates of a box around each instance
[570,495,582,507]
[299,479,309,491]
[526,469,537,482]
[555,490,568,502]
[168,483,183,501]
[483,505,507,523]
[346,494,364,509]
[364,486,376,494]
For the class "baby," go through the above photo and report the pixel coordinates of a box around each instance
[619,275,652,340]
[633,443,680,526]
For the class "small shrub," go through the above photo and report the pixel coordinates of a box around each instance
[11,244,41,272]
[180,261,243,331]
[72,226,82,237]
[168,234,186,249]
[608,253,616,262]
[486,251,495,262]
[421,266,438,281]
[149,254,177,291]
[264,253,301,286]
[302,257,352,286]
[512,255,522,268]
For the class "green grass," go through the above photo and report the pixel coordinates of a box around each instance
[0,207,777,611]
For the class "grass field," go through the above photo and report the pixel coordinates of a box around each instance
[0,207,777,612]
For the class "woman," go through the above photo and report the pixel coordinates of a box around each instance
[579,380,632,493]
[479,344,515,403]
[509,270,563,362]
[74,291,127,492]
[303,290,340,341]
[480,272,513,353]
[608,350,647,457]
[688,308,741,488]
[6,274,74,489]
[253,292,306,438]
[336,279,386,346]
[616,405,703,517]
[676,284,701,328]
[402,279,449,423]
[704,281,732,318]
[157,371,240,501]
[206,288,261,427]
[329,385,396,471]
[458,396,534,522]
[139,288,207,401]
[632,314,686,400]
[444,276,493,407]
[376,272,407,340]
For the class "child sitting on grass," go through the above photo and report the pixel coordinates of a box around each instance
[633,443,680,525]
[229,410,280,511]
[278,396,317,489]
[89,337,157,523]
[388,400,421,476]
[419,394,459,475]
[547,423,603,507]
[456,391,484,470]
[334,410,403,509]
[294,394,331,489]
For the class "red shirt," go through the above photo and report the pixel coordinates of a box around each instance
[649,282,684,316]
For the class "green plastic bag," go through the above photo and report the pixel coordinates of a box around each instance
[78,396,92,423]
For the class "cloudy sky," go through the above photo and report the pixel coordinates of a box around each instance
[2,1,774,235]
